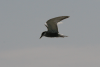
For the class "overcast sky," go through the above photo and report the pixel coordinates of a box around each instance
[0,0,100,67]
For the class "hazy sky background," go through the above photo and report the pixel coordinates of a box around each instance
[0,0,100,67]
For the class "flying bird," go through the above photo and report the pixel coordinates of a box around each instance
[40,16,69,39]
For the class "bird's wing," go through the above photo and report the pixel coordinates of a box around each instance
[46,16,69,33]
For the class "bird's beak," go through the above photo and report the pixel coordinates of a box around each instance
[39,35,43,39]
[40,32,46,39]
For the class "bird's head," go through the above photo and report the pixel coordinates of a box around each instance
[40,31,46,39]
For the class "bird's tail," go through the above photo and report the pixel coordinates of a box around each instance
[58,34,68,37]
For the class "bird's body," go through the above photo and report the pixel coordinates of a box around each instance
[40,16,69,39]
[44,32,58,37]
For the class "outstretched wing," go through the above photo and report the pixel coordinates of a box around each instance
[46,16,69,33]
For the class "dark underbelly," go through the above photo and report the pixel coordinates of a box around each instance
[46,33,58,37]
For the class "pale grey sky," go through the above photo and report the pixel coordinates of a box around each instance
[0,0,100,67]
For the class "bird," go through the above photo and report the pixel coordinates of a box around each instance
[40,16,70,39]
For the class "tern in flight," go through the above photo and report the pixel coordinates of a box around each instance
[40,16,70,39]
